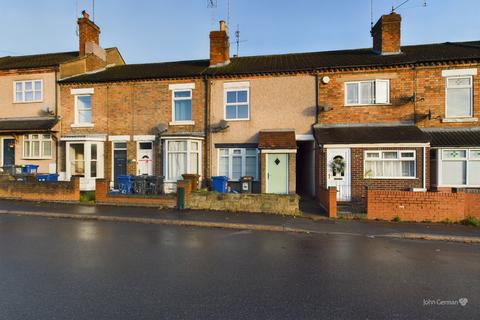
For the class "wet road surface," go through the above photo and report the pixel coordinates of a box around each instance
[0,215,478,319]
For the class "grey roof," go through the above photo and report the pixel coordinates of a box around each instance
[0,51,79,70]
[60,41,480,83]
[0,117,59,132]
[314,125,430,145]
[422,128,480,147]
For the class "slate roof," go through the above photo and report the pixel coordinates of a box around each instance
[0,51,80,70]
[258,130,297,149]
[422,128,480,147]
[313,125,430,145]
[59,41,480,83]
[0,117,59,132]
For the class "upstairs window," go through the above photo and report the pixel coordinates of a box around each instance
[23,134,52,159]
[75,95,92,125]
[345,80,389,105]
[225,88,249,120]
[173,90,193,122]
[14,80,43,103]
[446,76,473,118]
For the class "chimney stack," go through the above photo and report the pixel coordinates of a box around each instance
[371,12,402,55]
[78,10,101,57]
[210,20,230,67]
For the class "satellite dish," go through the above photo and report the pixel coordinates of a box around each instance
[219,120,229,130]
[155,123,168,135]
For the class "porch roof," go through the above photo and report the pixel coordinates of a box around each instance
[258,130,297,149]
[0,117,58,133]
[313,125,430,146]
[423,128,480,147]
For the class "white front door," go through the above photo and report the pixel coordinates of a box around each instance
[137,142,153,176]
[326,148,351,201]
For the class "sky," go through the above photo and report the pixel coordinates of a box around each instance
[0,0,479,64]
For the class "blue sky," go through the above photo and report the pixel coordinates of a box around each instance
[0,0,479,63]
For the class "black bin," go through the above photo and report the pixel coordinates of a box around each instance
[239,176,253,193]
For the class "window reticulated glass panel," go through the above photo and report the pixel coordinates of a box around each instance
[346,83,358,105]
[359,82,374,104]
[77,95,92,124]
[442,160,467,185]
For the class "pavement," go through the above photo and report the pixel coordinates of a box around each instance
[0,199,478,243]
[0,214,478,320]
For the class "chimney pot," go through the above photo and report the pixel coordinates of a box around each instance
[82,10,90,19]
[219,20,227,31]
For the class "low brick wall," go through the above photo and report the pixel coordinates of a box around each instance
[95,179,176,208]
[367,190,479,222]
[317,187,337,217]
[0,176,80,202]
[187,192,301,216]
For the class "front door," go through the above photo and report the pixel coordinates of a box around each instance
[267,153,288,194]
[3,139,15,167]
[137,142,153,176]
[113,142,127,188]
[327,148,351,201]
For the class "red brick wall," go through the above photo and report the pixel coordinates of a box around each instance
[0,177,80,202]
[60,79,206,182]
[465,192,480,219]
[367,190,475,222]
[317,186,337,217]
[95,179,176,208]
[317,63,480,129]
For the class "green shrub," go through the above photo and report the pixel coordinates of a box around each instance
[392,216,401,223]
[80,191,96,204]
[460,216,480,227]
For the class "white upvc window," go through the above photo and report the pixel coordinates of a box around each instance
[14,80,43,103]
[364,150,416,179]
[218,148,258,181]
[23,134,52,159]
[74,95,92,125]
[345,80,390,106]
[445,76,473,118]
[165,140,201,181]
[225,88,250,120]
[440,149,480,187]
[172,89,193,123]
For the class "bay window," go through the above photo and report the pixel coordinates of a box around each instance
[218,148,258,181]
[345,80,389,105]
[165,140,201,181]
[440,149,480,186]
[364,150,415,179]
[446,76,473,118]
[23,134,52,159]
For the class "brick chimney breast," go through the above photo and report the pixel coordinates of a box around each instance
[78,10,101,57]
[210,20,231,67]
[372,12,402,55]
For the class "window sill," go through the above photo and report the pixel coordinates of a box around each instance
[22,157,53,160]
[344,103,392,107]
[363,177,417,180]
[224,118,250,122]
[13,100,44,104]
[169,121,195,126]
[71,123,94,128]
[442,117,478,123]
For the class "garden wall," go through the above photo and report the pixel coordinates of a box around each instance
[0,176,80,202]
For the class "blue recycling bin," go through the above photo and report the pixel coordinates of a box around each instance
[212,176,228,193]
[118,175,133,194]
[22,165,39,174]
[36,174,59,182]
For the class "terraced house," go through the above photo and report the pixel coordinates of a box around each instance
[0,11,123,178]
[57,13,480,209]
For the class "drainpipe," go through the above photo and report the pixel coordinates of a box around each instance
[314,69,319,124]
[203,74,210,186]
[423,146,427,190]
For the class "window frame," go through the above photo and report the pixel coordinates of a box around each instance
[23,134,53,159]
[344,79,390,106]
[74,94,93,126]
[445,76,474,119]
[364,150,416,179]
[13,80,43,103]
[217,148,259,181]
[439,148,480,187]
[164,139,202,182]
[171,89,194,125]
[224,88,250,121]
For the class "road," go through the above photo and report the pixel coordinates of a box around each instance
[0,215,478,320]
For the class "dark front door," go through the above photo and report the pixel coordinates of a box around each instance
[113,142,127,189]
[3,139,15,167]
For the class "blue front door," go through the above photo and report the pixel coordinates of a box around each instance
[3,139,15,166]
